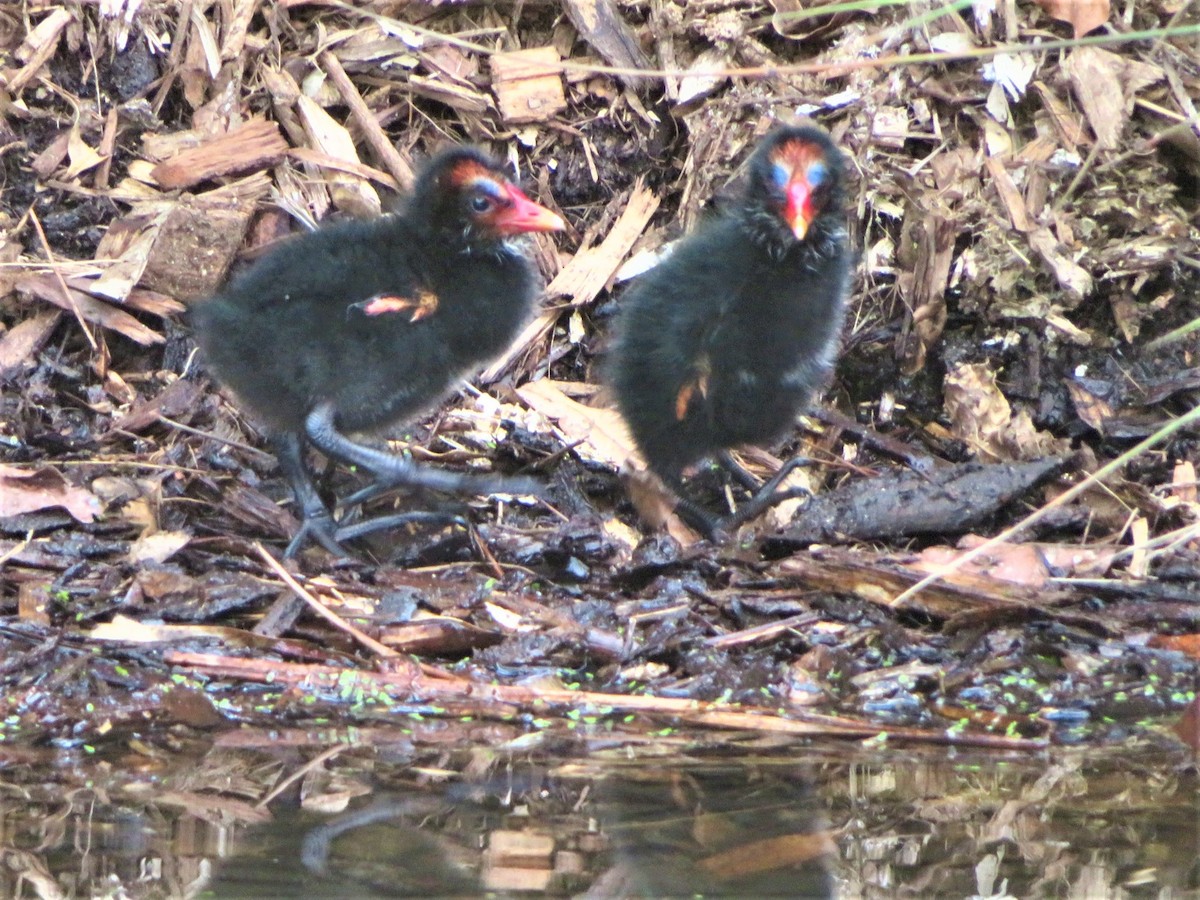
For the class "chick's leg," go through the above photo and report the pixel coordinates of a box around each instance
[272,431,349,558]
[303,401,542,503]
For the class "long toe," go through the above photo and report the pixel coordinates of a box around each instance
[337,471,543,518]
[757,455,814,497]
[721,480,813,532]
[285,510,350,558]
[717,450,766,492]
[672,493,729,542]
[334,509,469,543]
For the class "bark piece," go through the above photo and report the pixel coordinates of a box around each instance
[0,310,61,376]
[766,457,1069,548]
[490,47,567,125]
[109,377,205,435]
[151,118,288,190]
[380,617,503,654]
[141,196,255,300]
[562,0,652,90]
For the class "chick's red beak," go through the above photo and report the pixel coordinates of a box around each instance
[493,184,566,235]
[784,177,816,241]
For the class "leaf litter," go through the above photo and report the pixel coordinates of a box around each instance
[0,0,1198,770]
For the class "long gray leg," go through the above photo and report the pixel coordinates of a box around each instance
[272,431,348,558]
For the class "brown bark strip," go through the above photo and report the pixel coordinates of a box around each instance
[152,118,289,190]
[561,0,653,90]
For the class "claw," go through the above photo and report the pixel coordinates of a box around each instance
[334,510,468,544]
[284,509,349,558]
[666,454,815,539]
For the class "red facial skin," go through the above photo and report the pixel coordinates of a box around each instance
[447,160,566,236]
[775,140,826,240]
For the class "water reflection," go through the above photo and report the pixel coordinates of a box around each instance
[0,736,1195,897]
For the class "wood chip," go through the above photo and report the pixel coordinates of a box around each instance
[700,832,836,880]
[318,49,415,191]
[897,210,954,375]
[151,118,289,190]
[546,180,659,306]
[517,378,638,471]
[380,616,503,654]
[481,181,658,382]
[491,47,567,125]
[562,0,652,90]
[984,156,1031,232]
[7,7,73,94]
[1028,226,1093,302]
[110,377,205,434]
[295,94,381,217]
[488,830,555,868]
[141,196,256,300]
[0,310,61,376]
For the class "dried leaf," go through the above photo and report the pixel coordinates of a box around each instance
[1065,380,1114,434]
[16,273,164,345]
[1034,0,1110,37]
[1028,227,1092,301]
[944,362,1062,460]
[1063,47,1164,150]
[918,538,1118,587]
[129,530,192,565]
[64,123,105,180]
[517,379,637,470]
[0,464,103,523]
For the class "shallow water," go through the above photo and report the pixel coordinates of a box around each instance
[1,729,1195,898]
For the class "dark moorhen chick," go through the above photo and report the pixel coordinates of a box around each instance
[194,146,565,556]
[609,124,851,538]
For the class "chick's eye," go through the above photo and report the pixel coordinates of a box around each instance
[807,161,828,188]
[771,163,790,189]
[470,194,493,213]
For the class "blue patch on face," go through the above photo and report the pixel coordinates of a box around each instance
[806,160,828,188]
[771,162,790,190]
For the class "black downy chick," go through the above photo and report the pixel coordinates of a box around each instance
[609,124,851,538]
[193,147,565,556]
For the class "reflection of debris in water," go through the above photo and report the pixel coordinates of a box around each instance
[585,763,835,898]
